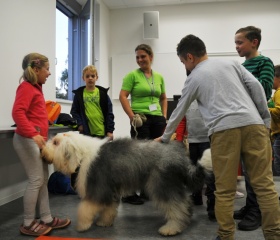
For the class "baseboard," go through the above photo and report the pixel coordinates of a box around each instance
[274,176,280,181]
[0,181,27,206]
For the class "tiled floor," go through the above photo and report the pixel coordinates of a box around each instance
[0,178,279,240]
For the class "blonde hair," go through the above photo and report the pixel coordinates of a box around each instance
[20,53,49,85]
[82,65,98,77]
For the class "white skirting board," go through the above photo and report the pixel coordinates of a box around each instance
[0,165,54,207]
[0,181,27,206]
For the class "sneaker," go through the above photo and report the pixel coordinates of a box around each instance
[20,220,52,236]
[43,217,71,229]
[233,206,248,220]
[208,210,216,221]
[237,211,261,231]
[235,191,244,199]
[190,193,203,205]
[139,191,149,201]
[122,194,144,205]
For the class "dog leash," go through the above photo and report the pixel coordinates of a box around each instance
[131,114,147,139]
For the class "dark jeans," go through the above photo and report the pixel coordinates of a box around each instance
[241,159,261,215]
[189,142,216,201]
[130,114,166,140]
[273,133,280,175]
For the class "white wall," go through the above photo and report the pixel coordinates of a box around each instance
[0,0,56,128]
[109,0,280,138]
[110,0,280,54]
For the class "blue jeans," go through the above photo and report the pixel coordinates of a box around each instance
[273,133,280,176]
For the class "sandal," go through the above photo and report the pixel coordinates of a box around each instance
[20,220,52,236]
[44,217,71,229]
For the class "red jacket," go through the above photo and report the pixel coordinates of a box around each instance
[12,81,49,139]
[175,116,187,142]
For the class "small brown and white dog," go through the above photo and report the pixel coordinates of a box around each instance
[41,131,212,236]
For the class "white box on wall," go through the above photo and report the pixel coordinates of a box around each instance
[143,11,159,39]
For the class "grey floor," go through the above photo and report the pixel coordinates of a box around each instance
[1,178,279,240]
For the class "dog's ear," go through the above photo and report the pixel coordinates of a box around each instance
[64,148,72,161]
[53,138,60,146]
[62,139,76,162]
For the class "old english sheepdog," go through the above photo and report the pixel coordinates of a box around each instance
[41,131,212,236]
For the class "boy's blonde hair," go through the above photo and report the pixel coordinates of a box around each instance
[82,65,98,77]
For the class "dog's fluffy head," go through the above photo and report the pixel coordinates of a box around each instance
[41,131,107,175]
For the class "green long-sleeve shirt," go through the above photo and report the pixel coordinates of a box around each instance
[242,55,274,100]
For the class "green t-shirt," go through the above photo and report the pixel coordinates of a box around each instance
[83,88,105,136]
[121,69,166,116]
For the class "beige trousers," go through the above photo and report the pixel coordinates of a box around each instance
[210,125,280,240]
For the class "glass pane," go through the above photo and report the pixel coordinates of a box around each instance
[56,9,68,99]
[88,18,91,64]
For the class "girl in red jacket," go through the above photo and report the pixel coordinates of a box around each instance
[12,53,70,236]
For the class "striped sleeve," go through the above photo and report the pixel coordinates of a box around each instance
[243,56,274,100]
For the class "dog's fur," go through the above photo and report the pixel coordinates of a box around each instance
[41,131,212,236]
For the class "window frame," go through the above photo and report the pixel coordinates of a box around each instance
[56,0,90,101]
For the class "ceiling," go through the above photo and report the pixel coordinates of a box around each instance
[76,0,263,10]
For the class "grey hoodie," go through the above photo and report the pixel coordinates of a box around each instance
[162,58,270,142]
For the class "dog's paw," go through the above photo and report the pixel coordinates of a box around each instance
[158,224,182,236]
[96,219,113,227]
[158,219,183,236]
[76,222,92,232]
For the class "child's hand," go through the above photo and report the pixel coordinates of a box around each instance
[107,132,114,141]
[78,125,84,133]
[32,135,46,149]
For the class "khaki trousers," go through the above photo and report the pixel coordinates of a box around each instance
[211,125,280,240]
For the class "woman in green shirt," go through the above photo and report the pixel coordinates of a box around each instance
[119,44,167,204]
[119,44,167,139]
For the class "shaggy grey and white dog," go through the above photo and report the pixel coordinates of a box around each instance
[41,131,212,236]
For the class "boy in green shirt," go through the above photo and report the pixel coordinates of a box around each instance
[234,26,274,231]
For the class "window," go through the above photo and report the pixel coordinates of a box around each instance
[55,0,91,100]
[56,9,68,99]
